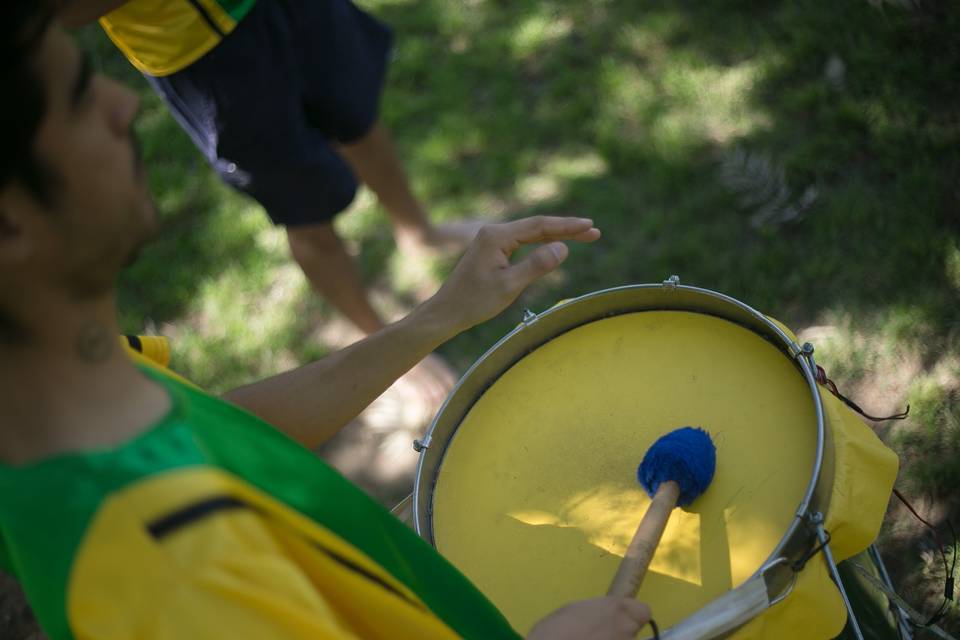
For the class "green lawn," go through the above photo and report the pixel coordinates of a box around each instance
[79,0,958,630]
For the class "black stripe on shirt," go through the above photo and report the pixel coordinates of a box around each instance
[185,0,226,37]
[145,494,423,609]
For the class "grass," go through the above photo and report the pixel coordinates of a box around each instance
[74,0,959,631]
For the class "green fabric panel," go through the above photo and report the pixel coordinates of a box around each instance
[0,367,518,640]
[219,0,257,22]
[0,531,11,573]
[0,382,202,640]
[145,369,520,640]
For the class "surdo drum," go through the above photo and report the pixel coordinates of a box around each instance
[412,279,899,640]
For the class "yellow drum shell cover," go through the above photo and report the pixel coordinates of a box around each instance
[418,288,897,640]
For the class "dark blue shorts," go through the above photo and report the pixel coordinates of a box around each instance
[146,0,393,226]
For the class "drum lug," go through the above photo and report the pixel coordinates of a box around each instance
[806,511,868,640]
[798,342,817,373]
[521,308,538,326]
[661,274,680,289]
[413,436,432,452]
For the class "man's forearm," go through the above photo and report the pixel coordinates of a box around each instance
[222,303,459,449]
[223,216,601,449]
[58,0,130,27]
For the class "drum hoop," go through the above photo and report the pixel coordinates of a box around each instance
[413,280,831,614]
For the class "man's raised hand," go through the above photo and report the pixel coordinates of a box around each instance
[425,216,601,336]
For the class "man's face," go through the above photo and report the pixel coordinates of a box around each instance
[16,24,157,297]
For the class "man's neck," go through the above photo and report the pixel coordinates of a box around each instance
[0,294,171,465]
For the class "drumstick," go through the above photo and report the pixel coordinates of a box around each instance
[608,427,716,598]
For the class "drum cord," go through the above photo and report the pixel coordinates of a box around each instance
[648,618,660,640]
[892,488,957,628]
[815,365,910,422]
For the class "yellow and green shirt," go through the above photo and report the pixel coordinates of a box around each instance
[0,358,519,639]
[100,0,258,76]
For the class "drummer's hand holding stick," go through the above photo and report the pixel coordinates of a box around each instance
[527,597,654,640]
[528,428,716,640]
[222,216,601,448]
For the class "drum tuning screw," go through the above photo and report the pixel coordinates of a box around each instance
[522,309,537,325]
[662,275,680,289]
[413,438,430,452]
[800,342,817,373]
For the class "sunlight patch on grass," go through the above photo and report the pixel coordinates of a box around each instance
[387,247,446,302]
[335,188,384,239]
[169,261,310,392]
[618,22,673,65]
[516,173,562,207]
[544,150,609,179]
[597,55,770,161]
[894,376,960,495]
[656,61,771,149]
[511,12,573,58]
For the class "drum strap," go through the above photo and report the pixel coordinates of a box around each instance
[653,576,770,640]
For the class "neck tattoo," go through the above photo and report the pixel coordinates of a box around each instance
[75,321,113,363]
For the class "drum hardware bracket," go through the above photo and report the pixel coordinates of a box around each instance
[798,342,817,373]
[413,435,432,452]
[662,275,681,289]
[521,308,538,326]
[807,511,867,640]
[761,557,799,607]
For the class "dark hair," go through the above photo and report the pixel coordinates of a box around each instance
[1,3,58,204]
[0,3,55,344]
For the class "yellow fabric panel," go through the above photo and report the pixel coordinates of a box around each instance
[120,337,199,390]
[126,335,171,367]
[821,390,899,560]
[432,311,833,635]
[68,468,460,640]
[100,0,236,77]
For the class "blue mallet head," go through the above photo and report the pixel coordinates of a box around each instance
[637,426,716,507]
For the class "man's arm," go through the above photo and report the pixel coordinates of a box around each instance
[222,217,600,449]
[57,1,130,27]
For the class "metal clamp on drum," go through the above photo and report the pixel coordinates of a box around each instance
[413,281,900,639]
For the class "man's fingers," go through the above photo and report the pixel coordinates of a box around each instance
[619,599,652,625]
[507,241,569,287]
[486,216,600,248]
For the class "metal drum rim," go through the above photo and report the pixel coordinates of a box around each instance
[413,281,827,612]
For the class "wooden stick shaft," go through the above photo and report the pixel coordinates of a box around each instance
[607,480,681,598]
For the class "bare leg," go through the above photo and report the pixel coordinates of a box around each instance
[336,121,484,251]
[287,222,384,335]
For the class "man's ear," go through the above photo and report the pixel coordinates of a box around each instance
[0,189,36,264]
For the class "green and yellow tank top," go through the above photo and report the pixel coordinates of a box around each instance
[99,0,258,76]
[0,343,519,639]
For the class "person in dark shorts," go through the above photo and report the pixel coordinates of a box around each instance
[60,0,485,336]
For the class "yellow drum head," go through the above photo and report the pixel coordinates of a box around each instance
[432,311,817,633]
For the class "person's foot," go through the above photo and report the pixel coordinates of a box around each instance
[396,219,487,255]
